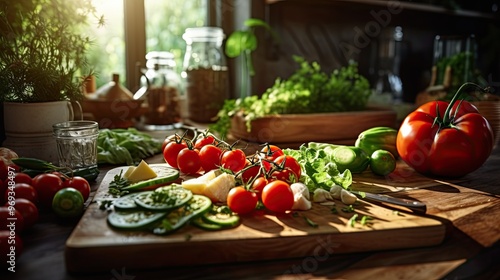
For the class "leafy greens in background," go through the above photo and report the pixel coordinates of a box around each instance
[97,128,162,165]
[210,56,371,138]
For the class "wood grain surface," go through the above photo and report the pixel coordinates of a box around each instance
[65,163,446,273]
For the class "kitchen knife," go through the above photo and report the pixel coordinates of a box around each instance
[351,191,427,213]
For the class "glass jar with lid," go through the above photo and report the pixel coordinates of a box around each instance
[182,27,229,123]
[136,51,182,130]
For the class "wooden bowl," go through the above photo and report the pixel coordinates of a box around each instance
[230,107,397,146]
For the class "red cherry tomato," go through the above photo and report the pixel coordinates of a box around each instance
[31,173,64,208]
[199,144,222,172]
[177,148,201,175]
[0,230,23,264]
[63,176,91,201]
[5,183,38,204]
[163,141,188,169]
[194,135,216,150]
[241,164,263,184]
[220,149,246,173]
[270,168,298,184]
[227,186,258,215]
[0,206,24,232]
[6,198,38,229]
[261,180,294,213]
[13,173,32,185]
[261,145,284,161]
[274,155,302,178]
[251,177,268,200]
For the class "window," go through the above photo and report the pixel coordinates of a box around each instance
[88,0,207,90]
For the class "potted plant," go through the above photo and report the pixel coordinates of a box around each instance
[0,0,102,160]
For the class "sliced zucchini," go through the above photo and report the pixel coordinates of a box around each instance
[122,166,180,192]
[113,193,140,211]
[108,210,167,230]
[191,217,227,231]
[134,185,193,211]
[202,205,240,227]
[152,195,212,235]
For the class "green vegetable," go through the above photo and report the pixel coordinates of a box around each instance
[112,193,139,211]
[201,205,240,227]
[369,149,397,176]
[283,143,353,193]
[133,185,193,211]
[97,128,162,165]
[13,157,100,182]
[210,57,371,138]
[107,210,167,231]
[152,194,212,235]
[122,168,180,192]
[354,127,399,158]
[108,170,130,197]
[332,146,370,173]
[52,187,84,218]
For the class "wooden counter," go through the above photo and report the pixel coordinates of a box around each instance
[2,134,499,280]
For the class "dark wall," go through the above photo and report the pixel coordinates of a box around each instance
[251,1,500,103]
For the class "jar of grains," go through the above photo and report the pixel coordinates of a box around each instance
[182,27,230,123]
[138,51,182,130]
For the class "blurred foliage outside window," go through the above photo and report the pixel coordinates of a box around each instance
[87,0,206,89]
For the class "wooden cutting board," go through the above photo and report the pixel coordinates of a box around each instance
[65,164,446,273]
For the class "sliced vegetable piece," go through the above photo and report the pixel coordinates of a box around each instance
[332,146,370,173]
[134,185,193,211]
[152,194,212,235]
[113,193,140,211]
[122,166,179,192]
[191,217,227,231]
[202,205,240,227]
[108,210,167,230]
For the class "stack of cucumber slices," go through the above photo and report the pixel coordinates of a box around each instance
[108,184,240,235]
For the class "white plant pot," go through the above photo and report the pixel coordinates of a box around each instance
[2,101,75,162]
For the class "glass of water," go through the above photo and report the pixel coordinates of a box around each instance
[53,121,99,169]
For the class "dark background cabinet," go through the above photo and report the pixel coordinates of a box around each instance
[242,0,500,103]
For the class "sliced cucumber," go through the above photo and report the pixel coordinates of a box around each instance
[152,195,212,235]
[122,166,180,192]
[113,193,140,211]
[191,217,226,231]
[108,210,167,230]
[134,185,193,211]
[202,205,240,227]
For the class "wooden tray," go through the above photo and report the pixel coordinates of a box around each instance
[65,164,446,273]
[230,107,397,145]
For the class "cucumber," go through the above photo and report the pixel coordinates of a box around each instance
[152,194,212,235]
[134,185,193,211]
[107,210,167,230]
[355,126,399,158]
[113,193,140,211]
[191,217,227,231]
[201,205,240,227]
[122,166,179,191]
[332,146,370,173]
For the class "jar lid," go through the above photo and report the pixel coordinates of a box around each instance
[145,51,176,68]
[183,27,225,43]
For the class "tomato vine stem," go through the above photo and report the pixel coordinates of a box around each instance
[439,82,489,127]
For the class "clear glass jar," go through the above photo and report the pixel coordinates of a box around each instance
[138,51,182,130]
[182,27,229,123]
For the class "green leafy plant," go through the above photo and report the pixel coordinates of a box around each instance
[0,0,103,102]
[225,18,278,98]
[210,56,371,138]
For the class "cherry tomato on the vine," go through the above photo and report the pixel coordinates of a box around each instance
[5,183,38,204]
[251,177,268,200]
[163,141,188,168]
[194,135,217,150]
[177,148,201,175]
[227,186,258,215]
[270,168,298,184]
[274,155,302,178]
[262,180,294,213]
[7,198,38,229]
[199,144,222,172]
[240,163,262,184]
[221,149,246,173]
[261,145,284,161]
[14,172,33,185]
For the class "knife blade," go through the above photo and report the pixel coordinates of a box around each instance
[351,191,427,213]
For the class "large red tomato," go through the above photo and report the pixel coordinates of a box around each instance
[397,98,494,178]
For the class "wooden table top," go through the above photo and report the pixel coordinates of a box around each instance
[3,135,500,280]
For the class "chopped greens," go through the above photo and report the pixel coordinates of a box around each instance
[108,170,130,197]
